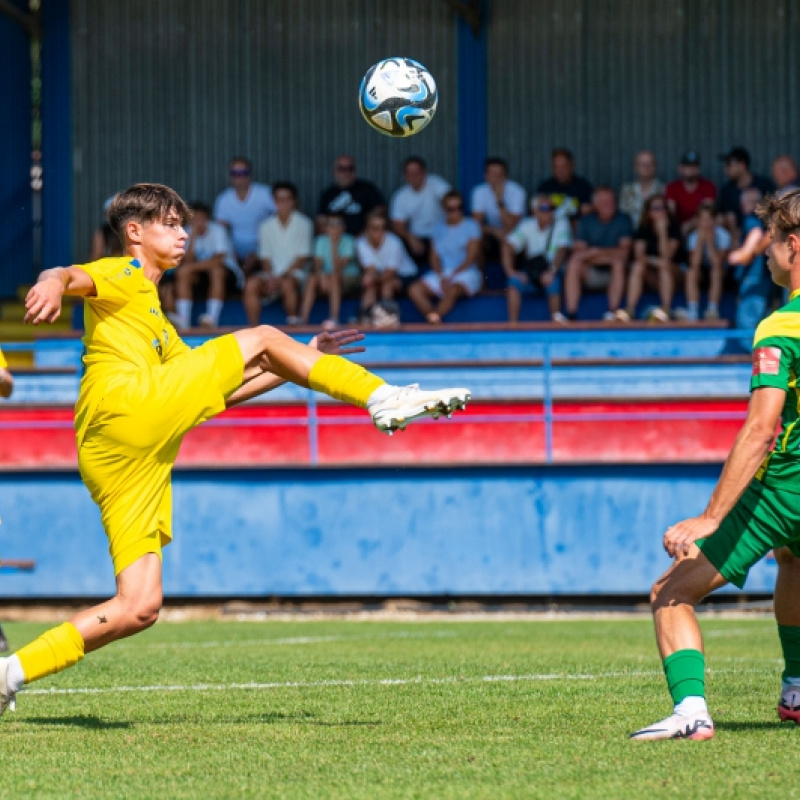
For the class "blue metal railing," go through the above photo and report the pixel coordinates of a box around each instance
[0,329,755,465]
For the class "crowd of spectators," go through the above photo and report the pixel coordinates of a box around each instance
[94,146,800,328]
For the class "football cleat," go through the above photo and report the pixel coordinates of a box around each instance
[629,711,714,741]
[778,685,800,723]
[369,383,470,434]
[0,658,17,718]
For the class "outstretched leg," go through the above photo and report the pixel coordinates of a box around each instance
[0,554,162,715]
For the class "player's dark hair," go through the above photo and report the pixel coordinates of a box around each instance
[107,184,191,239]
[272,181,298,199]
[484,157,508,173]
[757,188,800,240]
[551,147,574,162]
[404,156,427,172]
[189,201,212,216]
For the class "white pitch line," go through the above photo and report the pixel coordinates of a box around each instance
[23,669,665,698]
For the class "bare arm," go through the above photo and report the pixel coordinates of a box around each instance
[24,266,97,325]
[664,387,784,556]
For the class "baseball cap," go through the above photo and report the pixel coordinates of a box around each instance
[719,146,750,166]
[680,150,701,166]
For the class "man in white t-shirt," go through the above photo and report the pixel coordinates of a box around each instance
[502,195,572,323]
[471,157,527,265]
[213,156,275,276]
[390,156,450,270]
[169,202,240,330]
[357,210,417,325]
[409,190,482,324]
[243,182,313,326]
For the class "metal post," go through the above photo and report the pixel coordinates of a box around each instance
[307,390,319,466]
[543,339,553,464]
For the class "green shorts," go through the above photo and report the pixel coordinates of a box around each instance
[698,479,800,588]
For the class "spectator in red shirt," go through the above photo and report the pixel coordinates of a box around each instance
[665,151,717,236]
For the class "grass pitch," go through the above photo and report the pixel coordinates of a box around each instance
[0,616,797,799]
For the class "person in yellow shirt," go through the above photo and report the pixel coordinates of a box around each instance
[0,183,470,716]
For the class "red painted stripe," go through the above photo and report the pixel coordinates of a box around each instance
[0,401,747,468]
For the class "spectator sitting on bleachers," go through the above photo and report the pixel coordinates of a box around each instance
[536,147,594,221]
[664,150,717,236]
[502,194,571,324]
[243,182,313,326]
[213,156,275,277]
[718,146,774,243]
[409,190,482,324]
[772,154,800,193]
[617,194,681,323]
[674,200,731,322]
[169,202,240,330]
[619,150,665,227]
[357,210,417,327]
[390,156,451,270]
[89,195,123,261]
[470,157,526,266]
[299,213,360,329]
[563,186,633,321]
[729,188,774,329]
[317,154,384,237]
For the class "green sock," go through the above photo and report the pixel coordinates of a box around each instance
[778,625,800,681]
[663,649,705,704]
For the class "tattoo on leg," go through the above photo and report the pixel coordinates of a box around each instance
[97,615,107,624]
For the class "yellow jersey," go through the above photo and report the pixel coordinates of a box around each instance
[75,256,189,447]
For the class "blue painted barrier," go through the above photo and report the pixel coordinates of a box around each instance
[0,466,776,598]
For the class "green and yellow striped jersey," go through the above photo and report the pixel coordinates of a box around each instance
[752,288,800,491]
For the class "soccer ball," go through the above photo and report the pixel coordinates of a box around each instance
[358,57,438,137]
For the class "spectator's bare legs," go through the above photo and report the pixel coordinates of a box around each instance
[176,263,226,307]
[327,272,342,324]
[243,273,278,327]
[380,271,399,302]
[434,282,467,321]
[159,281,176,314]
[564,251,590,318]
[299,273,321,324]
[361,268,379,317]
[408,279,439,323]
[506,284,522,323]
[707,251,724,313]
[607,256,627,314]
[281,274,301,321]
[625,255,647,316]
[657,259,675,315]
[241,253,260,277]
[685,249,702,312]
[774,548,800,628]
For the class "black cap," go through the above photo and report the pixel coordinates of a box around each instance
[719,146,750,167]
[680,150,701,166]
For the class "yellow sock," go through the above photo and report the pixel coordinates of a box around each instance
[16,622,85,684]
[308,354,385,409]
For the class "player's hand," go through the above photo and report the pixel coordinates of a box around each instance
[663,515,719,559]
[310,328,366,356]
[24,277,65,324]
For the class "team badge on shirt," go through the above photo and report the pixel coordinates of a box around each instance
[753,346,782,376]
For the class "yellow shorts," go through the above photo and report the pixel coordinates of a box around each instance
[78,334,244,575]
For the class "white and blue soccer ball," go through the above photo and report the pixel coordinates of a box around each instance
[359,57,438,138]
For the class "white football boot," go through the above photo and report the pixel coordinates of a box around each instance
[0,658,17,718]
[778,684,800,723]
[629,711,714,741]
[369,383,471,435]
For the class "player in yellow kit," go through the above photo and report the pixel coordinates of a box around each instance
[0,183,470,716]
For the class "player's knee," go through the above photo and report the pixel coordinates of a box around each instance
[126,595,162,631]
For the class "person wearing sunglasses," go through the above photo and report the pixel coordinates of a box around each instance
[213,157,276,278]
[502,195,571,323]
[408,190,482,323]
[616,194,681,322]
[317,155,384,237]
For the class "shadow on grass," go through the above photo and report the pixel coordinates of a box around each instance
[715,720,794,732]
[24,715,132,730]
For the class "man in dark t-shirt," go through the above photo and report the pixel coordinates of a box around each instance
[317,155,385,237]
[719,146,775,238]
[536,147,594,221]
